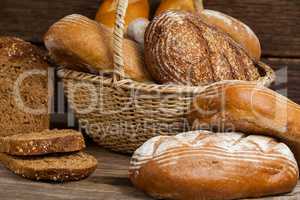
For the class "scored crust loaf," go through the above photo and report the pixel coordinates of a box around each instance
[0,37,50,137]
[0,129,85,156]
[0,152,97,182]
[130,131,299,200]
[144,11,260,86]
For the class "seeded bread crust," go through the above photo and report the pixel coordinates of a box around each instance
[0,37,50,137]
[0,152,97,182]
[0,129,86,156]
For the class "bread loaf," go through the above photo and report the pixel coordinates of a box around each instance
[144,11,260,86]
[0,129,85,156]
[199,10,261,61]
[0,152,97,182]
[0,37,50,137]
[130,131,298,200]
[44,14,152,82]
[95,0,149,30]
[188,82,300,164]
[155,0,261,61]
[155,0,195,16]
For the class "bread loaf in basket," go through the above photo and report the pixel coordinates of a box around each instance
[57,0,275,153]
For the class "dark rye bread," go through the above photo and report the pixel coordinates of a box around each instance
[0,129,86,156]
[0,152,97,182]
[0,37,50,137]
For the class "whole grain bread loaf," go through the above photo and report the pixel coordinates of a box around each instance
[0,37,50,137]
[0,152,97,182]
[0,129,85,156]
[144,11,260,86]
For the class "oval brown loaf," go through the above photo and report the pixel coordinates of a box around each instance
[44,14,152,82]
[0,37,50,137]
[130,131,298,200]
[188,82,300,165]
[144,11,260,86]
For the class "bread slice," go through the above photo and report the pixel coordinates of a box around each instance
[0,152,97,182]
[0,37,50,137]
[0,129,86,156]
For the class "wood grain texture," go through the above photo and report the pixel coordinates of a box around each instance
[0,0,102,43]
[0,144,299,200]
[263,58,300,104]
[204,0,300,58]
[0,0,299,57]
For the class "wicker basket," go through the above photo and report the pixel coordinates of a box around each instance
[57,0,276,153]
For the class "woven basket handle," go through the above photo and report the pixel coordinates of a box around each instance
[113,0,128,82]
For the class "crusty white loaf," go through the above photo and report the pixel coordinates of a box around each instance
[130,131,298,200]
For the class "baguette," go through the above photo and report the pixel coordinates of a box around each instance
[130,131,298,200]
[0,129,85,156]
[0,152,97,182]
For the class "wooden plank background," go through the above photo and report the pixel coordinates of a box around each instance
[0,0,299,58]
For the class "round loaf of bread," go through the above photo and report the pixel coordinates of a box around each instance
[154,1,261,61]
[130,131,298,200]
[144,11,260,86]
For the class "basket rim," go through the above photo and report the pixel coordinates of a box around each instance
[57,61,275,94]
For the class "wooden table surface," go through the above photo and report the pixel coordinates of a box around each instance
[0,144,300,200]
[0,1,300,199]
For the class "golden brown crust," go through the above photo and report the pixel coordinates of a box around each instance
[0,129,86,156]
[44,14,152,82]
[189,82,300,165]
[144,11,260,86]
[189,82,300,142]
[155,0,195,16]
[95,0,149,30]
[130,131,298,200]
[0,152,97,182]
[0,37,50,137]
[199,10,261,62]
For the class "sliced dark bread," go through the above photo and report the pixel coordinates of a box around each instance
[0,152,97,182]
[0,37,50,137]
[0,129,86,156]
